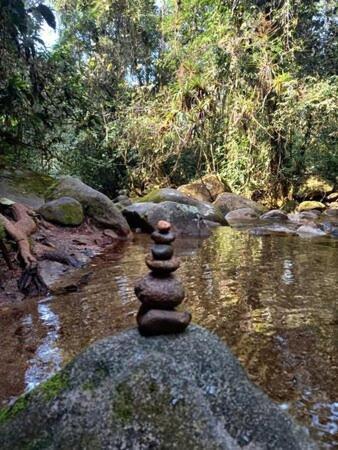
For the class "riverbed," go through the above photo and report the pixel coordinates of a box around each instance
[0,227,337,447]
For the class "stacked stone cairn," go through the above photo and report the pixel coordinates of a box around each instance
[135,220,192,336]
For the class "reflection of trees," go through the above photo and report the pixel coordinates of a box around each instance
[181,228,338,438]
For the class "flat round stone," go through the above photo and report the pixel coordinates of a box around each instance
[137,308,191,336]
[151,244,173,260]
[145,255,180,275]
[135,273,185,309]
[157,220,171,233]
[151,231,175,244]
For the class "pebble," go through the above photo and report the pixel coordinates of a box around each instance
[151,244,173,260]
[135,273,185,309]
[145,255,180,274]
[157,220,171,233]
[151,231,175,244]
[137,309,191,336]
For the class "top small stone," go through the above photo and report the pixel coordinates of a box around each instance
[157,220,171,233]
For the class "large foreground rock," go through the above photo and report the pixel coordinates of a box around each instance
[124,202,220,236]
[214,193,265,216]
[38,197,84,226]
[138,188,226,224]
[0,326,315,450]
[49,176,130,236]
[177,174,231,202]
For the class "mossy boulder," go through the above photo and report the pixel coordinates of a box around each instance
[296,175,334,200]
[124,202,220,236]
[38,197,84,226]
[0,326,316,450]
[177,174,231,203]
[0,169,56,208]
[138,188,226,225]
[48,176,130,236]
[214,192,266,216]
[298,201,326,212]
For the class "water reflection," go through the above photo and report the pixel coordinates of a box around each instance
[25,300,62,391]
[0,227,337,447]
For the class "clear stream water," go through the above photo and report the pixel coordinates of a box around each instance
[0,227,337,448]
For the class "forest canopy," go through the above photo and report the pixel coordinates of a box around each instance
[1,0,337,201]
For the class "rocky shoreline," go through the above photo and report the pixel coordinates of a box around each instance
[1,171,337,307]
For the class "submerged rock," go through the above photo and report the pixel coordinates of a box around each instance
[214,193,265,216]
[177,174,230,202]
[250,225,297,237]
[48,176,130,236]
[38,197,84,226]
[297,225,326,237]
[0,326,316,450]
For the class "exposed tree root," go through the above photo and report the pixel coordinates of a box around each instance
[17,263,48,297]
[0,203,47,296]
[0,239,13,269]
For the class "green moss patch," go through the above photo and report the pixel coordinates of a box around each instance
[138,189,161,203]
[0,393,31,424]
[40,372,69,401]
[114,383,134,423]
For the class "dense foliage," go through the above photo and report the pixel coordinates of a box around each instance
[1,0,337,201]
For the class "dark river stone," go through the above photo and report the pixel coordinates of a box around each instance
[151,244,174,260]
[135,273,185,309]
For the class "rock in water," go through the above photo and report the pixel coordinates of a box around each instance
[260,209,288,221]
[123,201,218,236]
[0,326,316,449]
[134,221,191,335]
[225,207,259,225]
[214,192,265,215]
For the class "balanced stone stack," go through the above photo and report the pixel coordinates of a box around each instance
[135,220,192,336]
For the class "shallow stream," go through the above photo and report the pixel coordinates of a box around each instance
[1,227,337,447]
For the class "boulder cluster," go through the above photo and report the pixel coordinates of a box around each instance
[135,220,191,336]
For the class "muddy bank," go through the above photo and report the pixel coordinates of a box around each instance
[0,218,127,305]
